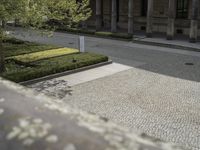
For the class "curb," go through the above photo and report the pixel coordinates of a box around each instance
[132,39,200,52]
[20,60,113,86]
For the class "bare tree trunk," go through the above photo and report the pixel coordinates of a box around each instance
[0,28,5,73]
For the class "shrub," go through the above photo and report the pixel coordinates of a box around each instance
[3,38,59,57]
[95,32,132,39]
[1,53,109,82]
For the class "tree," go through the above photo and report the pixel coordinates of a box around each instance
[0,0,91,73]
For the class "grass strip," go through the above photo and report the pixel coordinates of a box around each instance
[8,48,79,63]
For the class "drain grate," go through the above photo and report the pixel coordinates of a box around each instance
[185,62,194,66]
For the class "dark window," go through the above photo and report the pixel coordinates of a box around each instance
[176,0,189,19]
[117,0,120,22]
[141,0,147,16]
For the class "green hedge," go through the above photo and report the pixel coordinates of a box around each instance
[3,38,59,57]
[57,27,132,40]
[1,53,108,83]
[57,27,95,35]
[95,32,133,39]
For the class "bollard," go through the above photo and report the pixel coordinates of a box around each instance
[79,36,85,53]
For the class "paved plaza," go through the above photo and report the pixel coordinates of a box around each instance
[29,65,200,150]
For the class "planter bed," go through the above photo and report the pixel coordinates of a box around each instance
[1,38,109,83]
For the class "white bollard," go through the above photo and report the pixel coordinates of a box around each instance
[79,36,85,53]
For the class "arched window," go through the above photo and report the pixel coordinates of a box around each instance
[176,0,189,19]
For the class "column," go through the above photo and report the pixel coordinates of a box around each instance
[189,0,199,43]
[128,0,134,34]
[111,0,117,32]
[167,0,176,40]
[146,0,153,37]
[96,0,102,31]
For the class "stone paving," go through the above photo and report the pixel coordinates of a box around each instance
[29,67,200,150]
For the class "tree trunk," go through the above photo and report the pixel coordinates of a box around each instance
[0,28,5,73]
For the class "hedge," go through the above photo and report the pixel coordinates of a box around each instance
[1,53,108,83]
[57,27,132,40]
[3,38,59,57]
[95,32,133,39]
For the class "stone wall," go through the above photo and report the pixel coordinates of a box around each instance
[0,78,186,150]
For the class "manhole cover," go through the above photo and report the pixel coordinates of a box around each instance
[185,62,194,66]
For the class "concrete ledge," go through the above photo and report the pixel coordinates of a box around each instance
[20,60,113,86]
[133,39,200,52]
[0,78,185,150]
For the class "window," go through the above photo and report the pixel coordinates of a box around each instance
[117,0,119,22]
[141,0,147,17]
[176,0,189,19]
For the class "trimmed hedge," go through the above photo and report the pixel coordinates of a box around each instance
[1,53,108,83]
[57,27,132,40]
[8,48,78,63]
[95,32,133,39]
[3,38,59,57]
[57,27,95,35]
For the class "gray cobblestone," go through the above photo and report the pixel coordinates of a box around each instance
[30,68,200,150]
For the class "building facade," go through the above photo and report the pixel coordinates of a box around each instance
[86,0,200,42]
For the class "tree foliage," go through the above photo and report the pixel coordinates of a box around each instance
[0,0,92,72]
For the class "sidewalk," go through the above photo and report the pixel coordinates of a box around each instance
[133,32,200,52]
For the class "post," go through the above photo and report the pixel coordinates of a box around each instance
[189,0,199,43]
[128,0,134,34]
[79,36,85,53]
[96,0,102,31]
[111,0,117,32]
[146,0,154,37]
[0,28,5,73]
[167,0,176,40]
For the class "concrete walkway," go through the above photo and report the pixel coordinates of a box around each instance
[133,33,200,51]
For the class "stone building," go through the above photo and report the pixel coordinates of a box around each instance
[86,0,200,42]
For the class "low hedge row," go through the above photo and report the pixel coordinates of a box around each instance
[57,27,132,40]
[8,48,78,63]
[3,38,59,57]
[57,27,95,35]
[1,53,108,83]
[95,32,132,39]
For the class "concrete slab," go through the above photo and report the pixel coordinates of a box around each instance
[56,63,132,86]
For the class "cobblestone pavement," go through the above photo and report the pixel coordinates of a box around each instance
[30,67,200,150]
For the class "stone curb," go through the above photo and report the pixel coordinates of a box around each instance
[20,60,113,86]
[132,39,200,52]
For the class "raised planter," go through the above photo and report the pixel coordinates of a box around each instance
[20,60,112,86]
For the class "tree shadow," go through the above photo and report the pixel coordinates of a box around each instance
[28,79,73,99]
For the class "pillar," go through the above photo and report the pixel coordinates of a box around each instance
[167,0,176,40]
[128,0,134,34]
[111,0,117,32]
[189,0,199,43]
[146,0,153,37]
[96,0,102,31]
